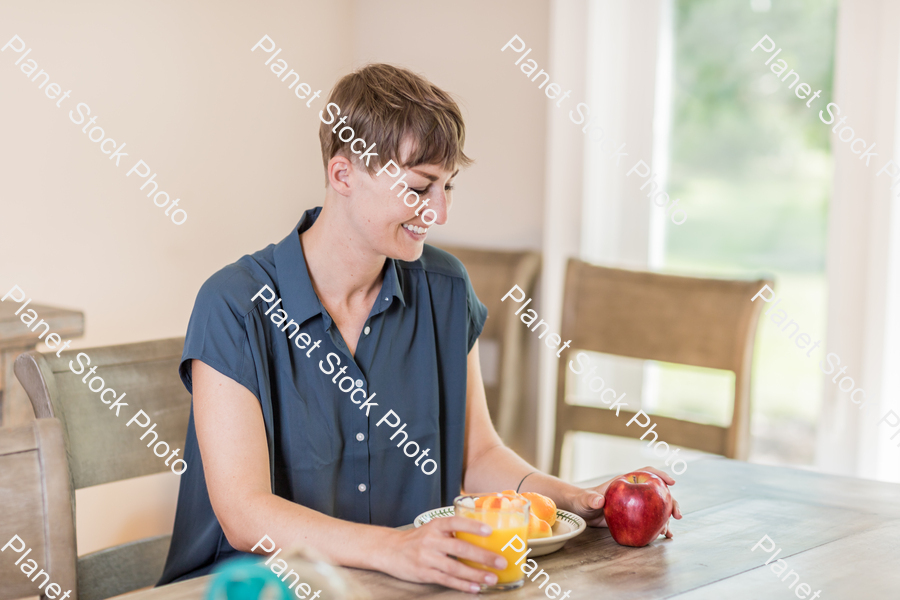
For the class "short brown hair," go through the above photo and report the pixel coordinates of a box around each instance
[319,64,472,184]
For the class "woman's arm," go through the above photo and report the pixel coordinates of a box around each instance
[192,359,373,562]
[192,359,505,593]
[461,343,682,532]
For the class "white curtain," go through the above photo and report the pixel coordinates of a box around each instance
[538,0,669,471]
[817,0,900,482]
[537,0,589,471]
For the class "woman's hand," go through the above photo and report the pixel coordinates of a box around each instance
[568,467,683,537]
[377,517,508,594]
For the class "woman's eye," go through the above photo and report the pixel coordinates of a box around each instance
[409,183,454,194]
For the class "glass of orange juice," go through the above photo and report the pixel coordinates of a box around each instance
[454,493,530,591]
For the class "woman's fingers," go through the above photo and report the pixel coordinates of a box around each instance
[424,523,506,592]
[640,466,676,486]
[389,519,517,593]
[444,537,506,570]
[571,490,603,517]
[434,554,500,587]
[438,515,491,537]
[586,515,608,528]
[437,517,506,572]
[424,517,509,586]
[583,490,605,511]
[425,567,485,594]
[663,497,682,539]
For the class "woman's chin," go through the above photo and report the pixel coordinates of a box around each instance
[390,241,425,262]
[399,247,425,262]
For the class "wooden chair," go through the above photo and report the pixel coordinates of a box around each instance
[551,260,771,476]
[438,245,541,441]
[14,337,191,600]
[0,418,77,600]
[0,300,84,427]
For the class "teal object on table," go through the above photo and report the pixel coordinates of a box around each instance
[205,558,292,600]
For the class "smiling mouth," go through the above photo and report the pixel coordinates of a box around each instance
[402,223,428,235]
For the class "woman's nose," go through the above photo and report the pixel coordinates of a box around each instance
[425,191,450,226]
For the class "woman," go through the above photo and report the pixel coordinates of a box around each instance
[159,63,681,593]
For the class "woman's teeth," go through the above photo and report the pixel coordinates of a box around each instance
[403,224,428,235]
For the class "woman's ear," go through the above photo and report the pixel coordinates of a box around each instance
[327,155,353,196]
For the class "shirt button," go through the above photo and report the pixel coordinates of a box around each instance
[364,326,371,335]
[355,379,364,388]
[356,432,365,442]
[358,483,367,492]
[384,297,389,302]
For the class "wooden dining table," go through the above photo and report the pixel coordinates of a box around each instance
[112,456,900,599]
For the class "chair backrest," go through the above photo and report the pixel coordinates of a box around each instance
[552,260,771,475]
[0,300,84,428]
[438,245,541,440]
[14,337,190,600]
[0,418,77,600]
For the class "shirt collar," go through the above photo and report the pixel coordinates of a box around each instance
[273,207,407,329]
[378,253,407,311]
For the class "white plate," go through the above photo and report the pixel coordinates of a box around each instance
[413,507,587,557]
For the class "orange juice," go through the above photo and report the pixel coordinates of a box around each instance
[454,494,531,590]
[456,523,529,584]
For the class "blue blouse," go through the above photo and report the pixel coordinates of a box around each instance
[158,207,487,584]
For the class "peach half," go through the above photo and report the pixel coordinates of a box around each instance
[527,512,553,539]
[475,490,521,509]
[521,492,557,527]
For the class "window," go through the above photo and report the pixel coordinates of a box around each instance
[570,0,840,481]
[661,0,839,465]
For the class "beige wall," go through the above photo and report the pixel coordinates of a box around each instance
[0,0,549,555]
[1,0,354,351]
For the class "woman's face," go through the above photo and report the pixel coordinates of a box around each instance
[342,151,459,262]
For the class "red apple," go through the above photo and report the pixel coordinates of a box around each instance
[603,470,673,547]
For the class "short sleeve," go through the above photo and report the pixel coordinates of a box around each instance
[179,267,262,400]
[465,271,488,353]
